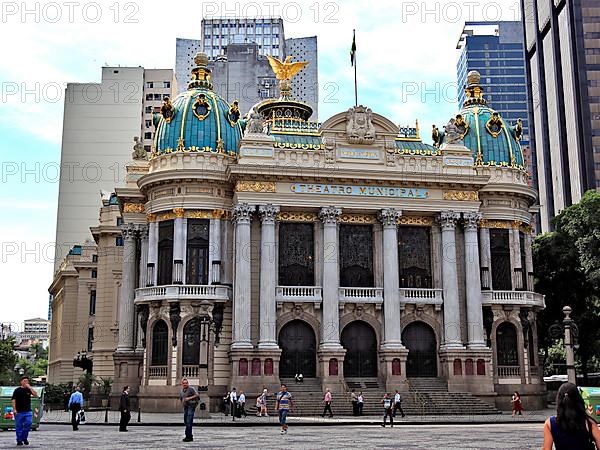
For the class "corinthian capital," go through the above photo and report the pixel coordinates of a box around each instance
[319,206,342,225]
[463,212,482,231]
[232,203,255,225]
[258,204,280,225]
[437,211,460,231]
[121,223,138,240]
[137,223,149,240]
[377,208,402,227]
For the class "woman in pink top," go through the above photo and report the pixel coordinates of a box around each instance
[321,388,333,418]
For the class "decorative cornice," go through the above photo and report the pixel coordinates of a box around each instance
[480,219,511,229]
[173,208,185,219]
[437,211,460,230]
[398,216,434,226]
[463,212,482,230]
[319,206,342,225]
[511,220,521,230]
[146,213,156,223]
[277,211,318,222]
[442,190,479,201]
[377,208,402,227]
[156,211,177,221]
[259,204,280,224]
[340,214,377,224]
[235,181,276,193]
[123,203,145,214]
[232,203,255,224]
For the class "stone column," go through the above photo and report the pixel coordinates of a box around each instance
[138,224,149,289]
[438,211,463,349]
[319,206,342,349]
[258,204,279,349]
[147,218,158,287]
[117,223,138,352]
[378,208,403,349]
[463,212,486,348]
[209,217,222,284]
[172,208,185,284]
[524,231,534,291]
[231,203,255,349]
[479,227,492,290]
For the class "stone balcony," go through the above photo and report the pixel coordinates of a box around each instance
[275,286,322,309]
[134,284,232,303]
[399,288,444,311]
[481,290,545,308]
[338,287,384,308]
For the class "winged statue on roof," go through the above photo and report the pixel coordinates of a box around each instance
[266,55,309,81]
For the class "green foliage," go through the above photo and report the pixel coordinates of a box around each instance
[95,376,113,398]
[534,190,600,379]
[0,337,19,385]
[44,383,72,404]
[78,372,96,399]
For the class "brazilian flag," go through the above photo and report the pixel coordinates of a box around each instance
[350,29,356,66]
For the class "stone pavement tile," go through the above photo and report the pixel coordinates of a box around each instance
[0,423,545,449]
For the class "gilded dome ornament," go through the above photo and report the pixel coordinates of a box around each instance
[432,125,441,148]
[227,100,240,126]
[454,114,469,139]
[161,97,175,123]
[486,112,504,138]
[192,93,211,121]
[514,118,523,142]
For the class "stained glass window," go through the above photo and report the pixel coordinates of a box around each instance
[278,223,314,286]
[398,226,432,288]
[339,225,374,287]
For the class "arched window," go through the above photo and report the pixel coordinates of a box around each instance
[151,320,168,366]
[392,358,401,376]
[465,359,474,376]
[329,358,338,376]
[453,358,462,376]
[239,358,248,376]
[183,319,200,366]
[264,358,273,376]
[252,358,261,376]
[496,322,519,366]
[477,359,486,375]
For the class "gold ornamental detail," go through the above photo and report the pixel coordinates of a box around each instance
[520,223,534,234]
[123,203,145,214]
[146,213,156,223]
[277,212,318,222]
[235,181,276,193]
[480,219,511,229]
[397,216,434,226]
[511,220,522,229]
[173,208,185,218]
[339,214,377,224]
[442,190,479,201]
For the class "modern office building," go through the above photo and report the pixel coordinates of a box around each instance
[522,0,599,231]
[53,67,176,270]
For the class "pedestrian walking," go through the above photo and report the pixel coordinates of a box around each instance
[11,376,38,446]
[119,386,131,432]
[230,387,238,421]
[179,378,199,442]
[62,390,69,412]
[223,391,230,416]
[321,388,333,417]
[68,387,84,431]
[543,382,600,450]
[381,393,393,427]
[357,392,364,416]
[276,383,294,434]
[238,390,247,417]
[351,389,358,416]
[259,388,269,417]
[393,390,405,418]
[511,391,524,416]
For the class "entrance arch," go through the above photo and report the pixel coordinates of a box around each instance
[402,321,437,377]
[341,321,378,377]
[278,320,316,378]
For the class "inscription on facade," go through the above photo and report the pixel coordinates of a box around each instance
[443,155,474,167]
[240,147,274,157]
[291,183,429,198]
[338,148,380,160]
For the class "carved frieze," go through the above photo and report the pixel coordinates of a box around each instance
[442,190,479,201]
[235,181,276,193]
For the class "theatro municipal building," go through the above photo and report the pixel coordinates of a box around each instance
[49,53,546,412]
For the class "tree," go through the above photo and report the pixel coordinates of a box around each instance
[0,337,18,384]
[534,190,600,380]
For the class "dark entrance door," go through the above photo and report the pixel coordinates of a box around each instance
[402,322,437,377]
[278,320,316,378]
[341,321,377,377]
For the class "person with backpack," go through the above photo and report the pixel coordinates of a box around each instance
[381,393,394,427]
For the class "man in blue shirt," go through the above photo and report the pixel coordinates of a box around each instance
[276,384,294,434]
[11,376,38,446]
[68,387,84,430]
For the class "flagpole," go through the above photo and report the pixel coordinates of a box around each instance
[353,29,358,107]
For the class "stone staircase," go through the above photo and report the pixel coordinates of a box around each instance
[278,378,332,416]
[406,377,501,415]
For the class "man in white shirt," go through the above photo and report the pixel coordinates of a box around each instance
[230,387,238,421]
[237,390,247,417]
[393,390,405,418]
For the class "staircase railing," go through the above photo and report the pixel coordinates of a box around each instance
[406,378,428,415]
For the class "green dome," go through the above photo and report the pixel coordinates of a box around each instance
[442,71,525,169]
[152,53,243,157]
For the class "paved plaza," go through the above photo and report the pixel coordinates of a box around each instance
[0,422,545,449]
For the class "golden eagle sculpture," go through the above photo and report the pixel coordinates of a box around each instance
[266,55,309,81]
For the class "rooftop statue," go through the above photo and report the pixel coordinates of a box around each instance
[132,136,147,160]
[266,55,309,81]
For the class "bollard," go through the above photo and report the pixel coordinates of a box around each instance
[105,407,109,423]
[137,406,141,423]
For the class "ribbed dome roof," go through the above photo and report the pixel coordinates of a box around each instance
[152,53,243,156]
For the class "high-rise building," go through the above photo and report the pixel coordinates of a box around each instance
[286,36,319,118]
[53,67,176,270]
[175,38,201,93]
[522,0,598,231]
[457,21,533,186]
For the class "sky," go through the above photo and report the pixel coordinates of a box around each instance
[0,0,523,329]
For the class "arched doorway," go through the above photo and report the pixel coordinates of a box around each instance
[402,321,437,377]
[341,321,377,377]
[278,320,316,378]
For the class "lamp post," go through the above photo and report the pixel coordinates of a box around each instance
[563,306,577,384]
